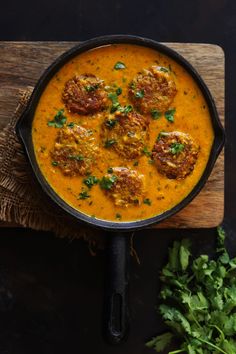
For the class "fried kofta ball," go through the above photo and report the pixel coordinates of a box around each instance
[100,167,144,207]
[152,131,199,179]
[51,125,98,176]
[101,110,149,159]
[62,74,108,114]
[128,66,177,114]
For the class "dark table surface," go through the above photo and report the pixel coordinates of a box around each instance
[0,1,235,353]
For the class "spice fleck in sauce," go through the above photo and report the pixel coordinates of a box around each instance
[32,44,214,222]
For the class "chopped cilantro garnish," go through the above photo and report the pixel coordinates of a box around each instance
[83,175,99,188]
[157,131,169,141]
[116,213,122,220]
[165,108,176,123]
[104,139,117,148]
[170,142,185,154]
[116,87,122,95]
[129,82,136,90]
[68,154,84,161]
[51,161,58,166]
[108,92,120,113]
[114,61,126,70]
[47,109,67,128]
[143,198,152,205]
[117,105,133,115]
[151,109,162,120]
[105,119,117,129]
[84,83,99,92]
[159,66,169,73]
[107,167,113,173]
[67,122,75,128]
[78,190,90,199]
[142,147,151,157]
[100,175,117,190]
[135,89,145,98]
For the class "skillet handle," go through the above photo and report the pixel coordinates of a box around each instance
[103,233,130,344]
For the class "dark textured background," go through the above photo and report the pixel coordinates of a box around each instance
[0,0,235,353]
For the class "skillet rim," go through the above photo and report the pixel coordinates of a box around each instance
[16,35,225,231]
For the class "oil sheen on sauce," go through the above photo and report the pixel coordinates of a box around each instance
[32,44,214,222]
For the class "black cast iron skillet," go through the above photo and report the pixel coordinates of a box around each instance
[16,35,225,344]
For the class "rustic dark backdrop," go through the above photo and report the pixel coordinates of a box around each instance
[0,1,235,353]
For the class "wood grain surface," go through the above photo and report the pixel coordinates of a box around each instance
[0,42,224,228]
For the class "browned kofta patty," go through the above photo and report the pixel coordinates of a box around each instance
[152,131,199,179]
[100,167,144,207]
[101,110,149,159]
[62,74,108,115]
[128,66,177,114]
[50,125,98,176]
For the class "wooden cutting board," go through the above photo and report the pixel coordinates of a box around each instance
[0,42,224,228]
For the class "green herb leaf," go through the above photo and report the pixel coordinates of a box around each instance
[116,213,122,220]
[159,67,169,73]
[147,227,236,354]
[47,109,67,128]
[117,105,133,115]
[170,143,185,154]
[84,83,99,92]
[67,122,75,128]
[108,92,120,113]
[114,61,126,70]
[146,332,173,352]
[83,175,99,188]
[107,167,113,173]
[133,161,139,166]
[105,119,117,129]
[51,161,59,166]
[143,198,152,206]
[165,108,176,123]
[135,89,145,98]
[78,191,90,199]
[116,87,122,95]
[68,154,84,161]
[151,109,162,120]
[104,139,117,148]
[142,147,151,157]
[179,239,191,271]
[100,175,117,190]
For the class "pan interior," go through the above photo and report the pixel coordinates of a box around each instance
[28,40,219,226]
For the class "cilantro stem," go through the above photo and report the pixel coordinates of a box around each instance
[169,349,185,354]
[197,338,227,354]
[209,324,225,341]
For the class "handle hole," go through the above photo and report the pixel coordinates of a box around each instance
[111,293,122,335]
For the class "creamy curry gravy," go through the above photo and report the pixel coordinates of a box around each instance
[32,44,214,222]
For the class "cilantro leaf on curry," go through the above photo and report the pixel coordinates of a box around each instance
[83,175,99,189]
[151,109,162,120]
[100,175,117,190]
[170,142,185,154]
[135,89,145,99]
[143,198,152,205]
[164,108,176,123]
[114,61,126,70]
[142,146,152,157]
[104,139,117,148]
[78,190,90,199]
[48,109,67,128]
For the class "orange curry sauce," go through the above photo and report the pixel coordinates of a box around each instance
[32,44,214,222]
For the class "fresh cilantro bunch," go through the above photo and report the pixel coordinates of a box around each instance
[146,227,236,354]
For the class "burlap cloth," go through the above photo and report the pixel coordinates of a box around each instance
[0,87,108,249]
